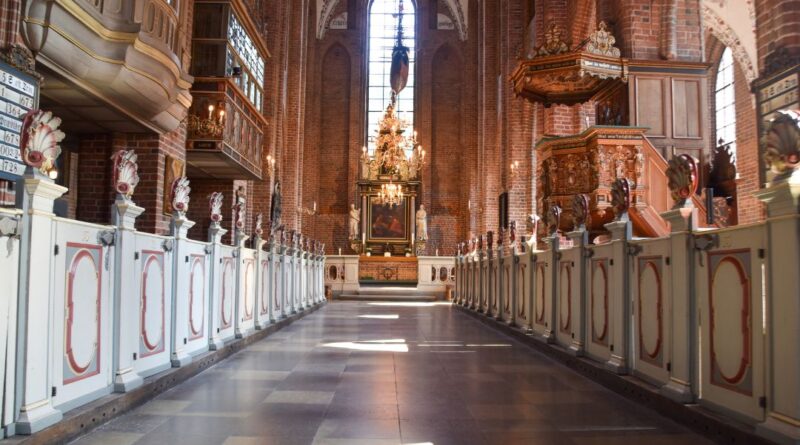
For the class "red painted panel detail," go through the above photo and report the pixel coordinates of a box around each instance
[591,260,609,345]
[140,250,165,358]
[243,259,254,321]
[637,257,663,366]
[708,250,752,393]
[189,255,205,340]
[260,260,269,315]
[536,264,546,323]
[64,243,103,385]
[560,262,572,333]
[518,264,527,318]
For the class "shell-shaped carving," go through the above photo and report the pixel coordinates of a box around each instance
[209,192,224,223]
[255,213,263,236]
[666,154,698,207]
[572,194,590,229]
[763,110,800,181]
[611,178,632,217]
[21,110,65,175]
[171,177,191,213]
[546,205,562,235]
[536,23,570,56]
[111,150,140,199]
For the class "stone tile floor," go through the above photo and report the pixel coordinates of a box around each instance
[69,302,714,445]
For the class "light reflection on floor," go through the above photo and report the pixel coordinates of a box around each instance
[367,302,453,307]
[322,338,409,352]
[358,314,400,319]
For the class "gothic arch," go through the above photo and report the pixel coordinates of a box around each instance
[702,3,757,84]
[316,0,468,41]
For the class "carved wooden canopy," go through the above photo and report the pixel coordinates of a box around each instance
[510,22,628,107]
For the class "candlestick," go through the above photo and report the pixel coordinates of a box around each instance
[207,104,214,119]
[338,247,342,255]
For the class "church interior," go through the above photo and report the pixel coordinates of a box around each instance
[0,0,799,443]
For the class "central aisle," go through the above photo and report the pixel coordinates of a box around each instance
[71,302,712,445]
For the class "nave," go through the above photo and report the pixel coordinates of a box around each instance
[67,302,711,445]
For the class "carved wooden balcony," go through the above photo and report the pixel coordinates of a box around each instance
[537,126,709,239]
[186,78,265,179]
[22,0,193,132]
[511,22,628,106]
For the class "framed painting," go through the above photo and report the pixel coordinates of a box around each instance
[368,196,409,241]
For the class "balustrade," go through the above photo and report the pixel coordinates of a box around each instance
[0,168,325,435]
[455,163,800,445]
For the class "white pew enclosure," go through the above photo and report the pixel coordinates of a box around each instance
[0,171,326,437]
[455,194,800,445]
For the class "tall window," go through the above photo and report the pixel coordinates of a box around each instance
[715,47,737,162]
[367,0,415,152]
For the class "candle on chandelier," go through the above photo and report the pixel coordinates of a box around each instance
[207,104,214,119]
[218,109,225,124]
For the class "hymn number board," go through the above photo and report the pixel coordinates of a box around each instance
[0,61,38,181]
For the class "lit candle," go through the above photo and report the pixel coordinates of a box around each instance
[338,247,342,255]
[313,201,316,212]
[362,232,366,244]
[208,104,214,119]
[218,109,225,124]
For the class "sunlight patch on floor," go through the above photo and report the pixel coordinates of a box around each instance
[321,338,409,352]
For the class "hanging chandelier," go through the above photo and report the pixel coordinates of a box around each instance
[378,180,404,206]
[361,0,426,180]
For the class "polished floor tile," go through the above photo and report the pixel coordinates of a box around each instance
[68,302,711,445]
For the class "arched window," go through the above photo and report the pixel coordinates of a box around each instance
[367,0,415,152]
[715,47,737,162]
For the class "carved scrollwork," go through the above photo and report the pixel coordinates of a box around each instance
[546,204,562,235]
[611,178,632,218]
[21,110,65,176]
[111,150,140,200]
[208,192,224,223]
[255,213,263,237]
[666,154,699,208]
[171,177,191,214]
[585,22,621,57]
[572,194,590,229]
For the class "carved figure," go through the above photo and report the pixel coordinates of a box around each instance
[171,176,191,213]
[111,150,140,200]
[348,204,361,240]
[20,110,65,175]
[270,181,282,233]
[416,205,428,241]
[509,221,516,244]
[536,23,569,56]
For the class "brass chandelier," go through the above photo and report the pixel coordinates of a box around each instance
[378,180,404,206]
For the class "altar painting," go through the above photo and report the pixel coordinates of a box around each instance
[369,196,408,240]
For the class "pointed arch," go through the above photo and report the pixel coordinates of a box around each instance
[702,3,757,84]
